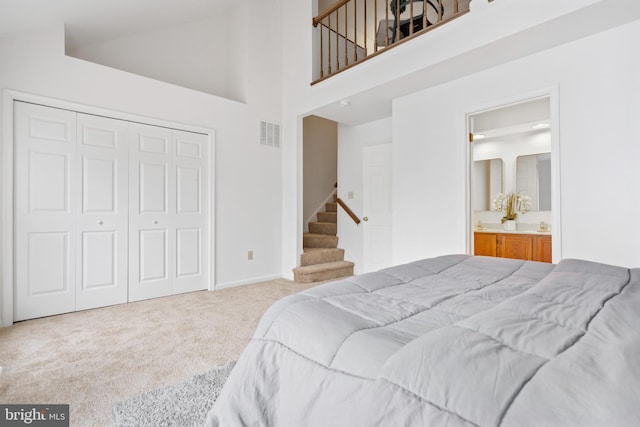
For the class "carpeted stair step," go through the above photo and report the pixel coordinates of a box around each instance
[317,211,337,223]
[308,221,337,235]
[325,202,337,212]
[301,248,345,266]
[303,233,338,248]
[293,261,354,283]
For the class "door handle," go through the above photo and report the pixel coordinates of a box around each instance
[363,217,369,222]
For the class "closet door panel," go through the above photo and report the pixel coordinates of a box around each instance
[176,228,200,278]
[76,113,129,310]
[81,231,116,288]
[14,102,77,321]
[129,124,174,301]
[139,229,168,282]
[140,161,168,213]
[29,151,70,211]
[82,157,116,211]
[173,130,209,294]
[27,232,70,295]
[177,166,200,213]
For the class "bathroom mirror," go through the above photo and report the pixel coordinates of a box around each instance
[472,158,503,211]
[516,153,551,211]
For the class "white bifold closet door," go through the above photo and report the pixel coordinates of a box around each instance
[75,113,129,310]
[128,124,209,301]
[14,101,209,321]
[15,103,78,320]
[14,103,129,320]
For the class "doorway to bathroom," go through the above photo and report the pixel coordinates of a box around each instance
[467,95,559,263]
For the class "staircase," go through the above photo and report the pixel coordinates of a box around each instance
[293,196,354,283]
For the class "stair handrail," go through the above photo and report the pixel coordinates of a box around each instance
[313,0,352,26]
[336,197,361,225]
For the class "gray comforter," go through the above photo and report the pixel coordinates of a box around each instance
[206,255,640,426]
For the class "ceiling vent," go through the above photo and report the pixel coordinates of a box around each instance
[260,121,280,148]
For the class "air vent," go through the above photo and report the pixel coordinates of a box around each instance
[260,121,280,148]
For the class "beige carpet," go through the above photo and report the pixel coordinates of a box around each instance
[0,279,316,426]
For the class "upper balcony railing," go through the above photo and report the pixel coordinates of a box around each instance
[312,0,471,83]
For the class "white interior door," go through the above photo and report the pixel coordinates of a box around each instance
[363,143,392,273]
[173,130,209,294]
[14,102,78,321]
[75,113,129,310]
[128,125,209,301]
[128,123,174,301]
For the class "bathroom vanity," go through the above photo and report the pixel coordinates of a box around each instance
[474,230,552,263]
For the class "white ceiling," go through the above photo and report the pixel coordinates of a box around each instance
[0,0,232,48]
[472,97,550,134]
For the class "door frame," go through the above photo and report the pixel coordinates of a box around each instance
[462,86,562,262]
[1,90,216,326]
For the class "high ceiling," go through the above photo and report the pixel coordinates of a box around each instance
[0,0,232,48]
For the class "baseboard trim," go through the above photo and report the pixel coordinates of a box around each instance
[215,274,284,291]
[282,271,294,281]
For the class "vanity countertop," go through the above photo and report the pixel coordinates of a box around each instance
[474,228,551,235]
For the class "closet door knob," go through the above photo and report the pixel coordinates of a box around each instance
[363,217,369,222]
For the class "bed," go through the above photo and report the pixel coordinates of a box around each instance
[206,254,640,426]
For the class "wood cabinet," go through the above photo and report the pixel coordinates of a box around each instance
[474,232,552,263]
[532,234,552,263]
[474,233,497,257]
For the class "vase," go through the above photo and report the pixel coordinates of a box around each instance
[503,220,516,231]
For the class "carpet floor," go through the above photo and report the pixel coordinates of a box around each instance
[0,279,315,426]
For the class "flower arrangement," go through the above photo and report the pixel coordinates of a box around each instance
[492,192,531,223]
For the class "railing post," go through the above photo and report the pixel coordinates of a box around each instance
[345,6,348,65]
[395,0,400,43]
[328,15,332,74]
[335,11,339,70]
[354,0,358,61]
[409,0,414,36]
[319,24,324,78]
[364,0,368,53]
[385,1,389,47]
[423,0,427,29]
[374,0,378,51]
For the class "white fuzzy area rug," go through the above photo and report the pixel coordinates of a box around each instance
[112,361,235,427]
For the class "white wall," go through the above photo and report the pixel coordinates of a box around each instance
[225,3,249,104]
[0,15,283,323]
[280,0,625,277]
[303,116,337,227]
[337,117,392,273]
[392,19,640,267]
[67,15,236,100]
